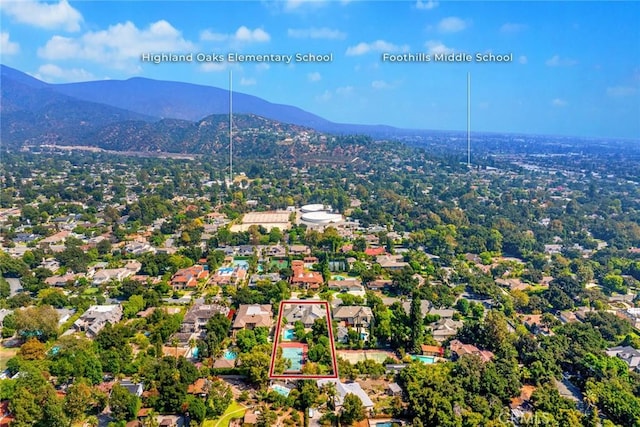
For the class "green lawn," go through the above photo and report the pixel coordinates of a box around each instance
[0,346,18,370]
[203,401,247,427]
[82,287,100,295]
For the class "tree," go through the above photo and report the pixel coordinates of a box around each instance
[13,305,59,341]
[341,393,366,425]
[410,295,424,354]
[64,379,94,422]
[18,338,46,361]
[109,384,140,422]
[239,344,272,387]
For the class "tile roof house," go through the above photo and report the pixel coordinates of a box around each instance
[333,306,373,329]
[449,339,494,363]
[430,319,464,342]
[73,305,123,338]
[376,254,409,270]
[282,304,326,328]
[92,268,134,286]
[290,260,324,289]
[171,265,209,290]
[232,304,273,334]
[316,379,374,411]
[605,346,640,370]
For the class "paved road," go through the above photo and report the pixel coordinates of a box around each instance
[5,278,22,297]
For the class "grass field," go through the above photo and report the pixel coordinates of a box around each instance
[203,401,247,427]
[0,346,18,370]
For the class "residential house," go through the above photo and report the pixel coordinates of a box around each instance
[171,265,209,290]
[333,306,373,330]
[522,314,547,335]
[282,304,326,328]
[364,247,386,257]
[421,345,444,357]
[0,400,14,427]
[290,260,323,289]
[387,382,403,397]
[619,307,640,329]
[606,346,640,371]
[44,273,77,287]
[73,305,123,338]
[179,303,231,338]
[92,268,133,286]
[303,256,319,269]
[248,273,282,287]
[119,379,144,397]
[289,245,311,255]
[316,379,374,412]
[559,310,580,324]
[232,304,273,335]
[376,254,409,270]
[367,279,392,291]
[187,378,212,397]
[327,277,363,292]
[449,339,494,363]
[430,319,464,342]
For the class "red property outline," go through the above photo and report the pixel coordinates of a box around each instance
[268,300,339,380]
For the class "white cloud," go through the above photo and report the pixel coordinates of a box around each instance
[256,63,270,71]
[287,27,346,40]
[546,55,577,67]
[34,63,94,82]
[607,86,637,97]
[346,40,409,56]
[551,98,567,107]
[437,17,468,33]
[201,26,270,43]
[37,20,195,71]
[425,40,453,55]
[371,80,393,89]
[316,89,332,102]
[2,0,83,32]
[500,23,528,33]
[284,0,327,11]
[519,55,528,64]
[416,0,438,10]
[240,77,256,86]
[336,86,354,95]
[307,72,321,82]
[0,32,19,55]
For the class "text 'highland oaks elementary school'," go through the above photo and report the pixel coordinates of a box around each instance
[141,52,334,65]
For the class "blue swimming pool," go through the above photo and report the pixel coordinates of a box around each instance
[283,329,295,340]
[218,267,233,275]
[282,347,303,371]
[191,347,199,358]
[411,355,435,364]
[271,384,291,397]
[233,260,249,269]
[224,350,237,360]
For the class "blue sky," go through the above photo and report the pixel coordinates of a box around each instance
[1,0,639,139]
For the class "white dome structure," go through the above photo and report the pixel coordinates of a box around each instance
[301,211,343,225]
[300,204,327,213]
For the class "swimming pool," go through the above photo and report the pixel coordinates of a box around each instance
[218,267,234,275]
[271,384,292,397]
[283,329,295,341]
[223,350,237,360]
[332,275,346,281]
[411,355,435,364]
[233,260,249,269]
[375,423,393,427]
[191,347,199,358]
[282,347,304,371]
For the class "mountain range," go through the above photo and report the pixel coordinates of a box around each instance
[0,65,411,153]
